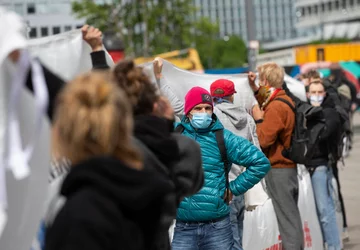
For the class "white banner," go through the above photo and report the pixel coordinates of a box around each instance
[143,60,307,113]
[27,30,114,82]
[242,165,324,250]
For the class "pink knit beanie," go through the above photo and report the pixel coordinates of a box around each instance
[184,87,213,115]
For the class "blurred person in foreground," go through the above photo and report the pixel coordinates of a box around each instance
[44,72,175,250]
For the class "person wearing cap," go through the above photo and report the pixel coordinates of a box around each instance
[171,86,270,250]
[210,79,261,250]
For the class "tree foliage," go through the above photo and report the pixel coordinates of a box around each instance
[310,38,352,45]
[72,0,248,68]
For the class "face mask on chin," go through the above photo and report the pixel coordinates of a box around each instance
[190,113,212,129]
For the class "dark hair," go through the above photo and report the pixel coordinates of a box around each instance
[306,70,320,80]
[112,60,159,115]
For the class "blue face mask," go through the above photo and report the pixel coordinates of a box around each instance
[190,113,213,129]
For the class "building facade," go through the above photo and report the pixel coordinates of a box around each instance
[295,0,360,40]
[193,0,299,43]
[0,0,84,39]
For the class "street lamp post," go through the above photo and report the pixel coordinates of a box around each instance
[245,0,258,71]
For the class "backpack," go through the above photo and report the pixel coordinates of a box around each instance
[175,124,231,204]
[323,79,351,162]
[276,84,326,165]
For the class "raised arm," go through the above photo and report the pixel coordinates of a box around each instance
[82,25,110,70]
[153,57,184,118]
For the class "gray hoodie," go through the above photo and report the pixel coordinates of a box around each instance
[214,102,260,182]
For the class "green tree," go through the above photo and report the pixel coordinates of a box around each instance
[206,35,248,69]
[72,0,196,57]
[193,17,220,69]
[310,38,352,44]
[72,1,247,68]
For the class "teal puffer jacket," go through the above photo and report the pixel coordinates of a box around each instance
[176,115,270,222]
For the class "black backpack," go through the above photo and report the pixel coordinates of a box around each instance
[175,124,231,204]
[323,79,351,163]
[276,84,326,165]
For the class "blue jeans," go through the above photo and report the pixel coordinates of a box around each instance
[171,216,234,250]
[311,166,341,250]
[229,195,244,250]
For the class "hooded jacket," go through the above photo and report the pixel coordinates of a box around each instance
[213,102,260,181]
[175,115,270,222]
[306,94,341,167]
[44,156,175,250]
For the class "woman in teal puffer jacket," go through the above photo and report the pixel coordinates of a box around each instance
[172,86,270,250]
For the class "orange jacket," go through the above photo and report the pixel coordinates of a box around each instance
[256,90,296,168]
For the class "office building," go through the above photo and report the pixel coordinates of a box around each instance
[193,0,299,44]
[0,0,85,38]
[295,0,360,40]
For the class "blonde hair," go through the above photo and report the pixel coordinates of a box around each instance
[52,72,142,170]
[257,62,285,89]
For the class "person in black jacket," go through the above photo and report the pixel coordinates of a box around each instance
[45,71,175,250]
[85,30,204,249]
[306,81,342,250]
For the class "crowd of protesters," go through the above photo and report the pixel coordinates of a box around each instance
[10,24,353,250]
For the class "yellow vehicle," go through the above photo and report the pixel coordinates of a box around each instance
[134,48,204,72]
[295,43,360,64]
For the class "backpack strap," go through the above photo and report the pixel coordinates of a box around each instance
[174,124,185,134]
[215,129,230,204]
[175,125,231,204]
[274,97,296,113]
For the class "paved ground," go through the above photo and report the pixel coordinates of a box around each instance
[341,112,360,249]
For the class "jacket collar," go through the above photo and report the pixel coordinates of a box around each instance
[180,113,224,133]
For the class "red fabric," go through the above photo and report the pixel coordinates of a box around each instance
[108,50,125,63]
[210,79,237,97]
[184,87,213,115]
[269,88,282,102]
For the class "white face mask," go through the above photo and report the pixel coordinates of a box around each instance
[309,95,324,105]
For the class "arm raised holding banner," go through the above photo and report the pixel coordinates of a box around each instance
[153,57,185,119]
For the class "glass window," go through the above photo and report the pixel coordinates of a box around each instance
[76,25,83,29]
[335,1,340,9]
[27,3,36,14]
[341,0,346,8]
[41,27,48,37]
[14,3,23,15]
[328,2,332,11]
[226,9,231,17]
[321,3,325,12]
[29,28,37,38]
[53,26,61,35]
[314,5,318,14]
[64,26,72,31]
[350,0,354,6]
[307,6,312,15]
